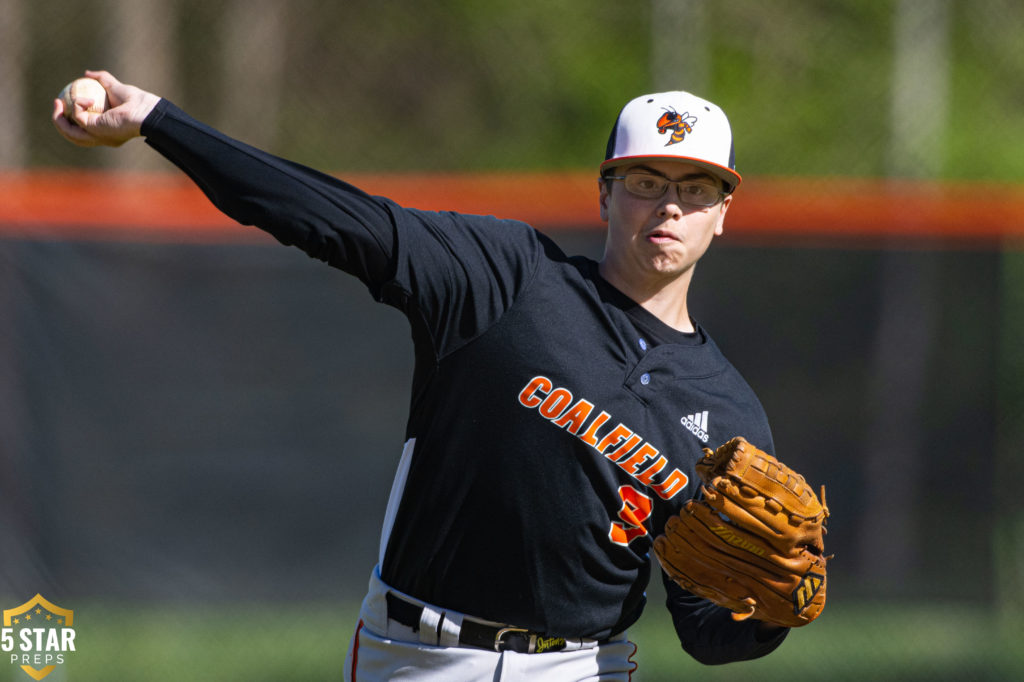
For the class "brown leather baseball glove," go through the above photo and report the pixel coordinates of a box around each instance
[653,437,829,627]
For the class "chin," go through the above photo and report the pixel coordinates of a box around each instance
[646,254,689,275]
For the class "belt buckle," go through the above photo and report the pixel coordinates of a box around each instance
[494,626,531,652]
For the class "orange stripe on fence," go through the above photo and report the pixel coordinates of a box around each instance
[728,177,1024,244]
[1,171,1022,245]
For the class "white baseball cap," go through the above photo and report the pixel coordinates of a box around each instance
[600,91,741,191]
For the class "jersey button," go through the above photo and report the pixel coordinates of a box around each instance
[638,338,648,351]
[640,372,651,385]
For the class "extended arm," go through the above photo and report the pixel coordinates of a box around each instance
[53,71,395,289]
[52,71,540,346]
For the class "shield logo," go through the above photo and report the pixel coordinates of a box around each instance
[3,594,75,680]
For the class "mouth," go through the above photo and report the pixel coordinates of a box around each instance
[645,229,679,244]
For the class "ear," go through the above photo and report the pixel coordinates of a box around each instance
[598,178,611,223]
[714,194,732,236]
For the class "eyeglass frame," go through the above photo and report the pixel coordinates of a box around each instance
[601,170,731,208]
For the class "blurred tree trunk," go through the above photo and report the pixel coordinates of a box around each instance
[0,0,26,168]
[650,0,709,95]
[0,3,32,595]
[217,0,286,151]
[104,0,179,171]
[857,0,951,590]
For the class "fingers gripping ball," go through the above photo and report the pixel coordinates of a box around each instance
[59,78,108,124]
[653,437,829,627]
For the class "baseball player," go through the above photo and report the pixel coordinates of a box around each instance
[53,71,813,681]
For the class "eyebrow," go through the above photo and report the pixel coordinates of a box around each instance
[627,165,719,185]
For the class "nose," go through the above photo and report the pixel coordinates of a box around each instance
[657,187,685,219]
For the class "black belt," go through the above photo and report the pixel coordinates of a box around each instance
[385,591,601,654]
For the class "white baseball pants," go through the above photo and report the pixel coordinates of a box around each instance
[344,567,638,681]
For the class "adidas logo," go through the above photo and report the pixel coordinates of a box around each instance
[681,411,709,443]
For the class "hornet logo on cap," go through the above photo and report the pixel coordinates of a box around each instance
[656,107,698,146]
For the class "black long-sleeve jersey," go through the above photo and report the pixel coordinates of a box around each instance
[142,99,787,663]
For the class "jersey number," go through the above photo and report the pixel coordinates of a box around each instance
[609,485,652,546]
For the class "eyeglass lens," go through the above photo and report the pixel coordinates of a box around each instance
[623,174,721,206]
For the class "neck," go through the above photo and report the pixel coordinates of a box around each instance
[598,261,696,332]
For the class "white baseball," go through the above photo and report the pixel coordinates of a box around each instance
[59,77,108,121]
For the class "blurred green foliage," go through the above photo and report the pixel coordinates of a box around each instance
[26,0,1024,180]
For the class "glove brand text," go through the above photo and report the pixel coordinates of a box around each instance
[708,525,766,556]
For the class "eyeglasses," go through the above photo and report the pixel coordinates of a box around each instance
[604,172,727,207]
